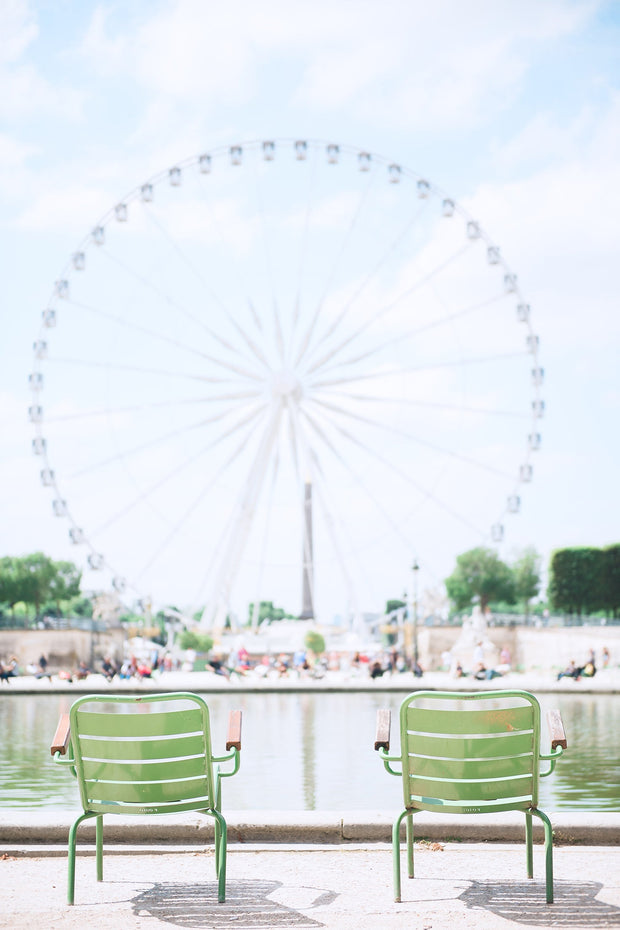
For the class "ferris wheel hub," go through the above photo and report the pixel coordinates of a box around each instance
[270,368,303,404]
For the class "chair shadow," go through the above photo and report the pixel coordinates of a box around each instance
[459,880,620,927]
[132,879,334,928]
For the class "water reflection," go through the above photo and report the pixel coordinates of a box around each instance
[0,691,617,811]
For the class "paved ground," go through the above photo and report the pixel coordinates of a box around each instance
[3,842,620,929]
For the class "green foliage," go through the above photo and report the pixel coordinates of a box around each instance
[247,600,295,626]
[48,560,82,607]
[512,547,542,616]
[178,630,214,653]
[600,545,620,618]
[548,545,620,616]
[385,599,406,614]
[0,556,23,611]
[445,547,516,612]
[304,630,326,656]
[0,553,83,619]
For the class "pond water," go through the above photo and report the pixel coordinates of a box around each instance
[0,691,618,811]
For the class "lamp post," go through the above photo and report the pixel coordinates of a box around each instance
[411,560,420,668]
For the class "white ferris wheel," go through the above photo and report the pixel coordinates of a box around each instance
[29,139,543,628]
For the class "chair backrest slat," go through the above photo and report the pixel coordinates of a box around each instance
[75,707,203,738]
[83,774,210,805]
[69,694,215,815]
[79,732,206,761]
[408,773,533,804]
[81,755,208,784]
[406,704,533,735]
[410,752,534,781]
[410,731,534,759]
[400,690,541,813]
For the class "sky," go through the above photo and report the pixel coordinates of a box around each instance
[1,0,619,626]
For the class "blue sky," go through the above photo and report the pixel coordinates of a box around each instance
[1,0,619,623]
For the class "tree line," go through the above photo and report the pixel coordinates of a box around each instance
[444,543,620,618]
[548,545,620,617]
[0,553,83,621]
[2,543,618,627]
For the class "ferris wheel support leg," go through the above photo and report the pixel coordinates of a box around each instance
[199,405,283,633]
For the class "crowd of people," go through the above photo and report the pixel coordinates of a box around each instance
[0,642,613,686]
[556,647,603,681]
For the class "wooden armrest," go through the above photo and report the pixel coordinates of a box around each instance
[226,710,242,751]
[547,709,567,750]
[51,713,71,756]
[374,708,391,751]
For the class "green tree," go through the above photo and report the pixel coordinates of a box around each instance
[0,556,23,616]
[178,630,214,653]
[512,547,541,618]
[247,600,294,626]
[548,547,602,616]
[48,560,82,611]
[601,544,620,618]
[19,552,56,617]
[304,630,325,656]
[445,547,516,612]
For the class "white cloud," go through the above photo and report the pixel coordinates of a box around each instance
[0,0,38,65]
[72,0,598,134]
[0,0,83,120]
[16,185,116,233]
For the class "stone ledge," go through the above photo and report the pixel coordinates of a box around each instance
[1,810,618,846]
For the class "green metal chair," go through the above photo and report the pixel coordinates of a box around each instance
[50,692,241,905]
[374,689,567,903]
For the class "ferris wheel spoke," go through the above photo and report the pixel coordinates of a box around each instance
[89,406,269,540]
[68,400,268,481]
[43,389,264,425]
[308,395,516,481]
[144,203,276,373]
[65,298,264,383]
[303,241,472,377]
[249,451,281,630]
[311,473,362,616]
[303,410,415,542]
[48,354,257,386]
[310,349,530,390]
[96,244,241,356]
[252,149,279,322]
[291,144,320,331]
[302,405,487,537]
[142,203,237,320]
[293,165,377,367]
[323,389,530,420]
[133,416,267,586]
[313,291,506,376]
[197,405,285,628]
[302,197,437,366]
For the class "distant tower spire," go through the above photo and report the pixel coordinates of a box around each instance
[300,480,315,619]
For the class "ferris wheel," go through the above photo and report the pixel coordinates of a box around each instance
[29,139,543,627]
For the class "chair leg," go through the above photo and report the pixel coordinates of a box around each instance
[392,810,408,903]
[406,813,414,879]
[530,808,554,904]
[525,811,533,878]
[96,815,104,882]
[214,816,221,875]
[67,812,96,905]
[212,810,228,903]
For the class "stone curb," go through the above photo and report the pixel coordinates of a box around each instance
[1,810,619,846]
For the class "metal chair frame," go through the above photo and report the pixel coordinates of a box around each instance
[375,689,566,903]
[51,692,241,904]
